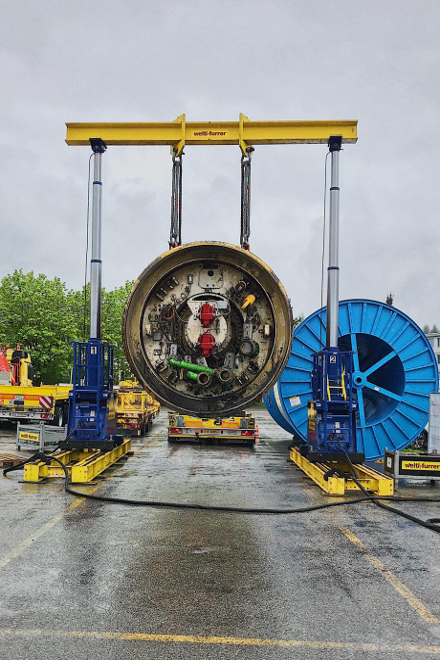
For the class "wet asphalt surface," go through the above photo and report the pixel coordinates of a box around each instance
[1,410,440,659]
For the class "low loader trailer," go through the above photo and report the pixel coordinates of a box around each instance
[116,380,160,436]
[167,411,258,445]
[0,346,71,425]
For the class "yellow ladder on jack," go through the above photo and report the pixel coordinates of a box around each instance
[326,370,347,401]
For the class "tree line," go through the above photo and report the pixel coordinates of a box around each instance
[0,270,133,384]
[424,324,439,335]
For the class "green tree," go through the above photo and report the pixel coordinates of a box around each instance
[101,281,134,381]
[293,314,304,329]
[0,270,134,384]
[0,270,78,383]
[432,324,439,334]
[423,325,430,334]
[386,293,394,306]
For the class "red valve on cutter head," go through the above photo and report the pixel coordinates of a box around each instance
[199,303,215,328]
[198,333,215,358]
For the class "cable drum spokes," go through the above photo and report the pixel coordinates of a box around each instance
[340,332,405,430]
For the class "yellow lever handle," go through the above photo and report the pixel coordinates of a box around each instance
[241,294,256,310]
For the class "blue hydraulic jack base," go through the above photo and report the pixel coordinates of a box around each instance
[306,347,364,464]
[62,339,121,452]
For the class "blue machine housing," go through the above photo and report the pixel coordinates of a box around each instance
[307,347,362,462]
[65,339,118,451]
[264,299,439,461]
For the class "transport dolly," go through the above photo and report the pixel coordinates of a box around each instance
[168,411,258,445]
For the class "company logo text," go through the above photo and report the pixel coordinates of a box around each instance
[193,131,227,137]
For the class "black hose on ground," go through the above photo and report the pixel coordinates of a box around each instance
[335,439,440,535]
[4,449,440,529]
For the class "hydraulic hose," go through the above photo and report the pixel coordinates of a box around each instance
[4,449,440,530]
[1,450,373,512]
[335,439,440,535]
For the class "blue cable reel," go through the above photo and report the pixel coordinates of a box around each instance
[264,299,439,461]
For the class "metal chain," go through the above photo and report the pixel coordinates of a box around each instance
[240,146,254,250]
[169,148,183,249]
[170,146,252,250]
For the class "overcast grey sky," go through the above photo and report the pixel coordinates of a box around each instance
[1,0,439,327]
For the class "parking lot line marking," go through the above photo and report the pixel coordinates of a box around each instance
[0,430,164,572]
[342,528,440,627]
[0,498,83,571]
[131,429,164,458]
[1,627,440,653]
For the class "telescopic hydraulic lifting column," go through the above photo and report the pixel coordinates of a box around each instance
[288,138,392,494]
[63,137,122,453]
[24,138,132,483]
[304,136,362,465]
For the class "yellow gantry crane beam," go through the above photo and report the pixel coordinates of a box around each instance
[66,113,358,155]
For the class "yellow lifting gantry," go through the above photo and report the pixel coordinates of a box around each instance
[66,113,358,154]
[63,114,381,492]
